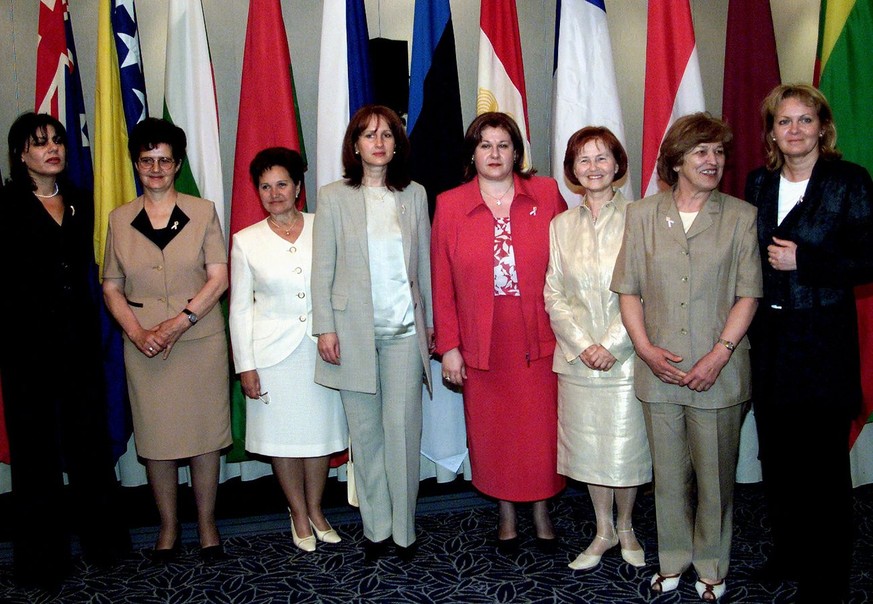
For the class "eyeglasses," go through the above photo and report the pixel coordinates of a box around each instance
[136,156,176,169]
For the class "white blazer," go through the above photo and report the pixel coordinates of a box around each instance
[229,215,315,372]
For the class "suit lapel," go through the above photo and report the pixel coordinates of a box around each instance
[395,188,412,269]
[685,192,721,240]
[657,192,688,249]
[343,187,370,266]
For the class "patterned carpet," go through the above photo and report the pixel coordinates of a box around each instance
[0,482,871,603]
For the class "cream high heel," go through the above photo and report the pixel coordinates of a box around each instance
[310,518,341,544]
[289,510,316,552]
[650,572,681,594]
[695,579,726,602]
[617,527,646,567]
[567,530,619,571]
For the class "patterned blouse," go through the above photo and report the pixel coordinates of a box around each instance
[493,217,520,296]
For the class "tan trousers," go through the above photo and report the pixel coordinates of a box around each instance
[642,401,745,581]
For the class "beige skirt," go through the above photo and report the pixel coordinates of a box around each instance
[125,331,231,460]
[557,373,652,487]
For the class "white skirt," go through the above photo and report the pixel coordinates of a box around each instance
[557,373,652,487]
[245,338,348,457]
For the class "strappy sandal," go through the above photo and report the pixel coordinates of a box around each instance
[695,579,726,602]
[650,572,681,593]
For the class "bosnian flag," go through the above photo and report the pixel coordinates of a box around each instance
[477,0,531,168]
[551,0,632,206]
[163,0,225,232]
[640,0,705,197]
[316,0,374,192]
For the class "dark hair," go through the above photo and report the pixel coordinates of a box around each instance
[656,113,733,187]
[249,147,305,188]
[127,117,187,176]
[462,112,533,182]
[761,83,840,171]
[7,112,68,188]
[562,126,628,187]
[341,104,410,190]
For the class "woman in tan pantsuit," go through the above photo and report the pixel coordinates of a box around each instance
[312,105,433,562]
[103,118,231,562]
[545,127,650,572]
[611,114,761,601]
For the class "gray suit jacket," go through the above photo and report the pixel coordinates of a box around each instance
[311,180,433,395]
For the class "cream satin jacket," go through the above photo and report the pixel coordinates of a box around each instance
[544,191,634,379]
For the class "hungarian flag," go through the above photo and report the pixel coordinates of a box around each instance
[551,0,632,206]
[640,0,705,197]
[814,0,873,447]
[720,0,780,200]
[316,0,374,191]
[408,0,464,218]
[477,0,531,168]
[227,0,308,461]
[163,0,225,231]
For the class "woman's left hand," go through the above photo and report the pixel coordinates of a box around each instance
[427,328,436,353]
[767,237,797,271]
[679,347,730,392]
[580,344,617,371]
[151,314,190,359]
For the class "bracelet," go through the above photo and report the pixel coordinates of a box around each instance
[717,338,736,352]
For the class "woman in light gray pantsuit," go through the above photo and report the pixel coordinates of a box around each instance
[312,105,433,562]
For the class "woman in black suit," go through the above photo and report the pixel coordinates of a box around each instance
[0,113,129,589]
[745,84,873,603]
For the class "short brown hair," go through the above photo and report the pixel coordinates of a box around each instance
[341,104,411,190]
[462,112,534,182]
[562,126,628,187]
[249,147,305,188]
[657,113,733,187]
[761,83,840,171]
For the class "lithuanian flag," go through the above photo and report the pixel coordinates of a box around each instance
[814,0,873,446]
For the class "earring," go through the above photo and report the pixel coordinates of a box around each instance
[771,136,776,142]
[354,149,360,156]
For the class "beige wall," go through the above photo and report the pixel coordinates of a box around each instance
[0,0,819,213]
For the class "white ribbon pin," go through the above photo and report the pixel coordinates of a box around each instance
[666,216,675,228]
[530,206,538,216]
[171,220,179,230]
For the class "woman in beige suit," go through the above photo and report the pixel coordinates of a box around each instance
[545,127,650,572]
[611,114,761,601]
[103,118,231,562]
[312,105,433,562]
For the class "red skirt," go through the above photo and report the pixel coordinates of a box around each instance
[463,296,565,501]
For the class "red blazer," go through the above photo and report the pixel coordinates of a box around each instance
[431,175,567,370]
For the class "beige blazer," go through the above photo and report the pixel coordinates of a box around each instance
[311,180,433,395]
[544,191,635,380]
[610,190,762,408]
[103,193,227,341]
[229,216,316,373]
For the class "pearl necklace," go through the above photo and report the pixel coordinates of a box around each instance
[34,183,60,199]
[268,213,301,236]
[480,182,514,206]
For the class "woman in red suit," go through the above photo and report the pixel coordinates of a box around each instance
[432,112,567,552]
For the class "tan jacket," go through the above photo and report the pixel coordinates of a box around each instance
[610,190,762,408]
[103,193,227,341]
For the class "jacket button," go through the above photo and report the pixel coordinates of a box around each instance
[297,292,306,299]
[289,246,297,253]
[294,267,303,274]
[298,315,307,322]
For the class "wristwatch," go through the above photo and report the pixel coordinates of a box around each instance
[717,338,736,352]
[182,308,198,325]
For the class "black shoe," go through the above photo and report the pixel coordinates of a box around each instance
[149,524,182,564]
[363,538,391,562]
[536,536,559,553]
[496,536,520,554]
[396,542,418,562]
[200,543,230,563]
[749,557,796,583]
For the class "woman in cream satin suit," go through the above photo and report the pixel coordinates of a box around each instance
[312,105,433,562]
[545,127,650,573]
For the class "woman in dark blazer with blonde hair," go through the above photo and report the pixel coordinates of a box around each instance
[312,104,433,562]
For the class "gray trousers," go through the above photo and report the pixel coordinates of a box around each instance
[340,335,423,547]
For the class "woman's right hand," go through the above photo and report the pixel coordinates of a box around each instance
[131,327,164,358]
[441,347,467,386]
[317,333,341,365]
[240,370,262,400]
[637,342,686,385]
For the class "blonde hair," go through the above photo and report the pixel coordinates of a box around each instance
[761,84,840,171]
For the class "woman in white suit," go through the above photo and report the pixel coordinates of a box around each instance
[312,105,433,562]
[230,147,348,553]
